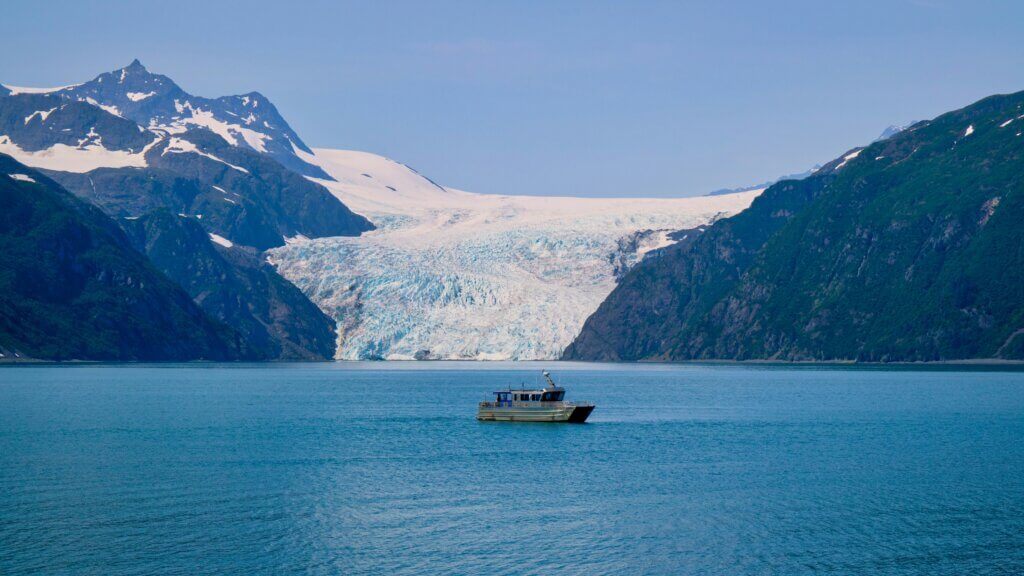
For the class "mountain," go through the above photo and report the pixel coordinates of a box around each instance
[706,167,823,197]
[0,62,366,361]
[121,211,337,360]
[44,128,373,250]
[565,91,1024,362]
[4,61,757,362]
[267,148,761,360]
[0,61,373,250]
[705,122,919,199]
[0,154,244,361]
[2,59,328,178]
[874,121,919,142]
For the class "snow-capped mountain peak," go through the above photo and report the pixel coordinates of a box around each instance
[874,121,919,142]
[1,61,329,179]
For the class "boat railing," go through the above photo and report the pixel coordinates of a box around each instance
[478,401,592,409]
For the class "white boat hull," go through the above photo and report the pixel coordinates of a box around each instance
[476,404,594,423]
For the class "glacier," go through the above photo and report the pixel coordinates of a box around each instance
[3,62,762,361]
[267,148,761,360]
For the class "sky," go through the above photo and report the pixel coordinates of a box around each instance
[3,1,1024,197]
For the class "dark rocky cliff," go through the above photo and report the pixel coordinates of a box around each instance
[122,211,337,360]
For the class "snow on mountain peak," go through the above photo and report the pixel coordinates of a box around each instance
[1,83,80,96]
[1,62,328,178]
[0,132,154,172]
[269,148,762,360]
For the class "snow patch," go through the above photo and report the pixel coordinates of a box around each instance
[126,91,156,102]
[160,101,271,153]
[0,134,155,172]
[964,124,974,137]
[81,97,122,118]
[161,137,250,173]
[23,108,57,125]
[209,233,234,248]
[2,83,79,95]
[835,149,862,170]
[1000,118,1014,128]
[7,173,35,183]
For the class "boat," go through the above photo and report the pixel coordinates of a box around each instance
[476,371,595,423]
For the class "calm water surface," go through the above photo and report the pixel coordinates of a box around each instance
[1,363,1023,575]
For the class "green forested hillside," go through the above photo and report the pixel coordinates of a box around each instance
[0,155,244,361]
[565,91,1024,362]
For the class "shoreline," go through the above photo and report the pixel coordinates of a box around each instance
[4,357,1024,367]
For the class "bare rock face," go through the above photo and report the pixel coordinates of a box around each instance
[121,210,337,361]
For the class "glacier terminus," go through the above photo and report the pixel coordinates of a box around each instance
[268,148,760,360]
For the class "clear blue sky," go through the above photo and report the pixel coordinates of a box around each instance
[3,1,1024,197]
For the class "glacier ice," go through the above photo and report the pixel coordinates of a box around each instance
[267,148,761,360]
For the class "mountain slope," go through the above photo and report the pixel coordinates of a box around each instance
[565,91,1024,362]
[0,154,243,361]
[122,211,337,360]
[268,148,760,360]
[1,63,374,250]
[43,129,374,250]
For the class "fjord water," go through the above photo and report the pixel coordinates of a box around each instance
[1,364,1023,575]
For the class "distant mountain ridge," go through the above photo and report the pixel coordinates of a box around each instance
[705,123,915,197]
[565,90,1024,362]
[705,166,820,197]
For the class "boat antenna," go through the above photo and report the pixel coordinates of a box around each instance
[543,370,555,388]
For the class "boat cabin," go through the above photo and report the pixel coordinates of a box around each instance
[492,387,565,405]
